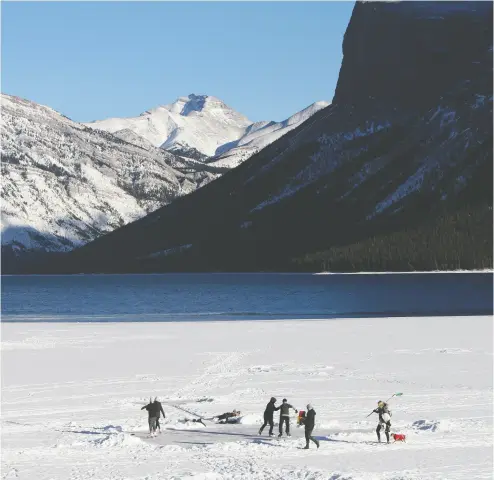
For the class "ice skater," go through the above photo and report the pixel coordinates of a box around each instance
[303,404,320,449]
[372,400,392,443]
[278,398,297,437]
[258,397,280,436]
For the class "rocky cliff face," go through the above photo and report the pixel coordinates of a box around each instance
[0,94,218,262]
[334,2,492,109]
[53,1,494,273]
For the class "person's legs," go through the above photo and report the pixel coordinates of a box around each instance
[278,417,289,436]
[259,417,268,434]
[268,418,274,435]
[149,417,157,435]
[310,433,319,448]
[376,423,382,442]
[385,421,391,443]
[304,428,311,448]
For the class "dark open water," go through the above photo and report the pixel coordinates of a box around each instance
[1,273,492,322]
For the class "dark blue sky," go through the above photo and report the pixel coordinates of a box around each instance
[2,1,355,123]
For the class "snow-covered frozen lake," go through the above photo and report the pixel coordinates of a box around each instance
[2,274,493,478]
[2,314,492,480]
[2,273,492,321]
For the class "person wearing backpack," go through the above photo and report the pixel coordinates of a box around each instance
[372,400,392,443]
[278,398,297,437]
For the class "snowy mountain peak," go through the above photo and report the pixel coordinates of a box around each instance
[156,94,240,118]
[85,94,252,157]
[85,96,329,161]
[179,94,208,116]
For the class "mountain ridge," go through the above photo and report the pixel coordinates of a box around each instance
[85,94,330,162]
[65,0,492,274]
[0,93,219,257]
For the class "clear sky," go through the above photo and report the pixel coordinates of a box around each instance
[1,1,354,123]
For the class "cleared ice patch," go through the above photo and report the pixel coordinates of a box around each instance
[166,419,207,430]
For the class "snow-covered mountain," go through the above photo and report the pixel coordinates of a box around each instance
[85,94,330,166]
[1,91,327,268]
[66,1,493,274]
[84,94,252,157]
[209,101,330,168]
[1,94,218,256]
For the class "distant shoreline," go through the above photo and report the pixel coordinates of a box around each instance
[2,269,493,277]
[313,269,494,275]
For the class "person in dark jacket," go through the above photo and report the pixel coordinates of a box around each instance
[258,397,280,436]
[141,397,164,436]
[303,404,320,449]
[278,398,297,437]
[372,400,392,443]
[153,397,166,433]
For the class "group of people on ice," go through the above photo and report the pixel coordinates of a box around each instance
[141,396,394,448]
[258,397,320,449]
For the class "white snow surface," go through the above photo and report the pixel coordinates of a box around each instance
[85,94,253,157]
[85,94,329,164]
[2,315,492,480]
[209,101,330,169]
[0,94,215,252]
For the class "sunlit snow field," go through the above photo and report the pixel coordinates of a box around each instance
[2,314,492,480]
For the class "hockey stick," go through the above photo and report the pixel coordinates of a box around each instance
[385,392,403,403]
[366,393,403,417]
